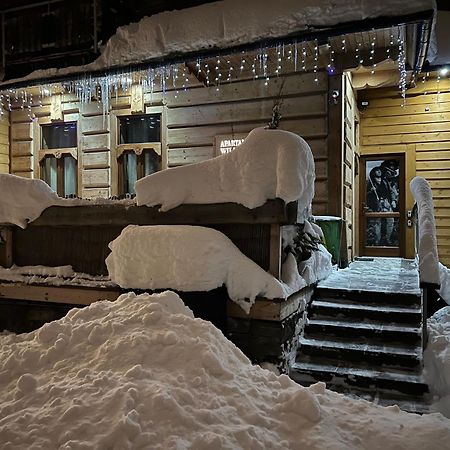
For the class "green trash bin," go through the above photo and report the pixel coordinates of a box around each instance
[314,216,342,266]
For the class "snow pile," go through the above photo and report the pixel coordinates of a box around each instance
[107,225,290,313]
[0,174,67,228]
[438,263,450,304]
[4,0,434,85]
[1,291,450,449]
[136,128,315,215]
[410,176,440,285]
[424,306,450,417]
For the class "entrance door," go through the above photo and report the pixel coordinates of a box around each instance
[359,155,405,257]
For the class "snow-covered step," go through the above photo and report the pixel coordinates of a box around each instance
[315,288,421,307]
[290,360,428,396]
[298,337,421,369]
[305,319,421,345]
[309,299,422,324]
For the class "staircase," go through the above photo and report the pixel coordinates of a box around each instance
[290,259,430,414]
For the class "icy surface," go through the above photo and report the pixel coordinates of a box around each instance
[136,128,315,216]
[0,291,449,449]
[106,225,331,312]
[424,306,450,418]
[0,265,115,289]
[0,174,67,228]
[4,0,434,85]
[318,257,421,295]
[438,263,450,305]
[410,176,440,286]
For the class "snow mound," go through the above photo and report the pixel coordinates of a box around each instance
[438,263,450,304]
[136,127,315,216]
[1,291,449,449]
[106,225,288,313]
[0,174,67,228]
[424,306,450,417]
[410,176,440,285]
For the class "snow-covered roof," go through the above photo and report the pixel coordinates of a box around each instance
[1,0,435,87]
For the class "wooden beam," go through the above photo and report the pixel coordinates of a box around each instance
[327,74,343,216]
[28,200,300,227]
[226,288,313,322]
[0,227,13,268]
[0,283,120,306]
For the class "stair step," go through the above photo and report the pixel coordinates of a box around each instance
[310,299,421,324]
[315,288,421,307]
[298,337,421,369]
[305,319,421,344]
[290,360,428,395]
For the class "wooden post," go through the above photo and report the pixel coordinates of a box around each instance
[0,226,13,268]
[327,74,343,217]
[269,224,281,278]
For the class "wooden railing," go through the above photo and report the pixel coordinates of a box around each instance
[410,177,440,350]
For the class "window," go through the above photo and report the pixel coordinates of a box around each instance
[117,114,162,196]
[41,122,77,149]
[39,122,78,197]
[119,114,160,144]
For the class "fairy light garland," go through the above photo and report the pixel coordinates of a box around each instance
[0,29,411,115]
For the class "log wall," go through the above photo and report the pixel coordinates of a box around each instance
[0,111,9,173]
[359,76,450,265]
[7,71,332,214]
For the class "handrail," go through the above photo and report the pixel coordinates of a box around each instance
[410,176,440,350]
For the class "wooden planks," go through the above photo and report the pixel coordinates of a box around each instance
[360,75,450,264]
[0,112,9,173]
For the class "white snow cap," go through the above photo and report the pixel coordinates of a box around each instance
[0,174,66,228]
[106,225,287,312]
[106,225,332,312]
[439,263,450,305]
[410,176,440,286]
[1,291,450,449]
[136,127,315,214]
[5,0,434,85]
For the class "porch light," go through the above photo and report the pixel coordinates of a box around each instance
[439,67,449,76]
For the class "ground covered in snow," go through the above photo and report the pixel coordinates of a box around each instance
[0,291,449,449]
[424,306,450,418]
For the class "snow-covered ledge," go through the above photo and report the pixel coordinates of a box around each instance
[410,176,440,287]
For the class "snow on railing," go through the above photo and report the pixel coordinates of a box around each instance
[410,176,440,287]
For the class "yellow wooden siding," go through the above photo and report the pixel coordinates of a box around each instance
[0,111,9,173]
[360,78,450,265]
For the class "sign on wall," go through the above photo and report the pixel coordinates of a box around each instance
[214,133,247,156]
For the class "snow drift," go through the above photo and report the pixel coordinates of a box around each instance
[136,127,315,216]
[106,225,331,313]
[410,176,440,286]
[0,174,66,228]
[424,306,450,418]
[0,291,449,449]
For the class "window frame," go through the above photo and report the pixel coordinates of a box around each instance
[36,117,80,197]
[110,106,167,197]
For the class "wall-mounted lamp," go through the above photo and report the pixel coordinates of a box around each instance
[439,67,449,76]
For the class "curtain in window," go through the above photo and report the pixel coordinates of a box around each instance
[41,156,57,192]
[124,152,137,195]
[144,150,160,176]
[64,156,77,197]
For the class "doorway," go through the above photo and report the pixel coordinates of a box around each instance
[359,154,406,257]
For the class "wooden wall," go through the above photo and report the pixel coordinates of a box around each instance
[0,111,9,173]
[359,77,450,265]
[7,70,331,214]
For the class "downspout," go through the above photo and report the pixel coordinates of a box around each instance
[414,15,433,74]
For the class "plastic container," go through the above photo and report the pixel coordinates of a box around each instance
[314,216,343,266]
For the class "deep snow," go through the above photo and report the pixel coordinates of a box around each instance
[106,225,331,313]
[0,291,449,449]
[136,127,315,217]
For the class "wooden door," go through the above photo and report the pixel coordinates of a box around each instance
[359,154,405,257]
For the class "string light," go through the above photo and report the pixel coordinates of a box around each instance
[313,39,319,83]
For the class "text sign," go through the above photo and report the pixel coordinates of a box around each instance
[214,133,247,156]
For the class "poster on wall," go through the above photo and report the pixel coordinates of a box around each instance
[214,133,247,156]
